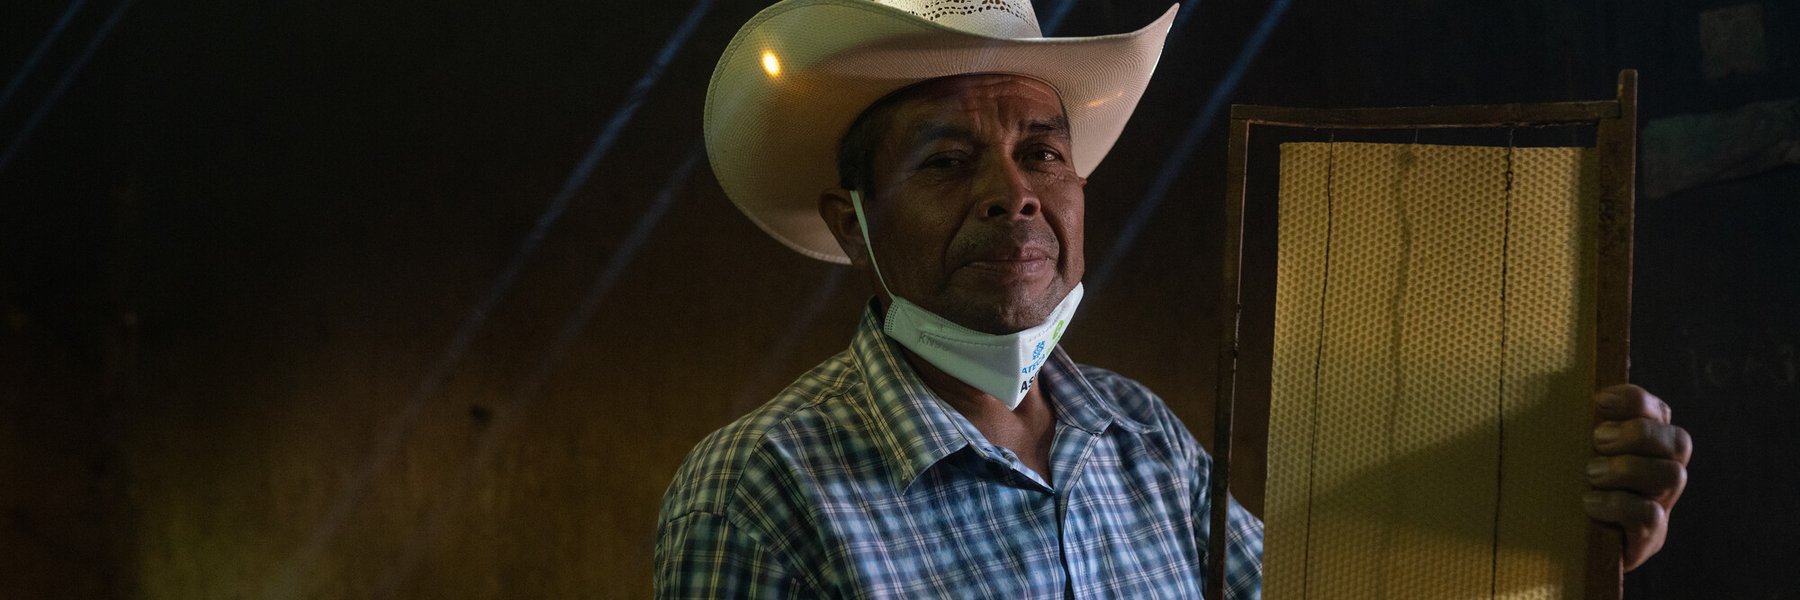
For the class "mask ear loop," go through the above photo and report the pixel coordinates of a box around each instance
[849,190,897,299]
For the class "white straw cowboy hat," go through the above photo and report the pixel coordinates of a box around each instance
[705,0,1179,264]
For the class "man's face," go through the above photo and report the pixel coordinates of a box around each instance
[852,74,1086,334]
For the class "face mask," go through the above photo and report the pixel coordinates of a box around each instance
[851,191,1083,410]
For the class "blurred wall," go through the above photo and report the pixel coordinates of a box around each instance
[2,0,1795,598]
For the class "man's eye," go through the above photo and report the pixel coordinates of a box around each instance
[922,156,968,170]
[1028,148,1063,163]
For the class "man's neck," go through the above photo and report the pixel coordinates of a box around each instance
[895,345,1057,484]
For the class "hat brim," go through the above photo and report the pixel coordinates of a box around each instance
[706,0,1178,264]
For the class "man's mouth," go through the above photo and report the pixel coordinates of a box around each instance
[963,248,1054,275]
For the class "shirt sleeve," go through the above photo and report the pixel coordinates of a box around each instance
[1218,495,1266,600]
[655,510,814,599]
[1189,434,1265,600]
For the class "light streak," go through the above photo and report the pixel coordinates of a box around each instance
[1174,0,1206,33]
[0,0,90,113]
[726,267,848,413]
[263,0,716,595]
[0,0,132,176]
[1089,0,1294,291]
[514,143,704,404]
[371,143,705,594]
[1040,0,1079,35]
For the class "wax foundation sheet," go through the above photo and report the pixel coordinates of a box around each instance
[1263,142,1598,599]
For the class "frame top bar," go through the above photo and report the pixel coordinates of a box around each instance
[1230,100,1620,129]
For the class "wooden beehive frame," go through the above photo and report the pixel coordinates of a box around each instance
[1208,69,1638,600]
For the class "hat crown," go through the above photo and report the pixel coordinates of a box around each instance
[705,0,1177,264]
[873,0,1043,38]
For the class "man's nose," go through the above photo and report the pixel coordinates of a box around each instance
[975,159,1040,220]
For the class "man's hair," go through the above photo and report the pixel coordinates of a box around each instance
[835,88,912,193]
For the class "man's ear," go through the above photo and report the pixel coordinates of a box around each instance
[819,188,868,269]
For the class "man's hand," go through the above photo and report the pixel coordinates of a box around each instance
[1584,384,1692,571]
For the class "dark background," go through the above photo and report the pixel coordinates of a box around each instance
[3,0,1794,597]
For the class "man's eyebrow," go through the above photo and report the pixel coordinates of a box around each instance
[905,121,976,147]
[1025,115,1071,135]
[898,115,1070,150]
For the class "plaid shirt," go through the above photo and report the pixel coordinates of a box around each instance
[656,309,1264,598]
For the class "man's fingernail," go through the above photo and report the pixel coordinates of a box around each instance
[1584,492,1605,509]
[1594,423,1621,443]
[1586,458,1608,481]
[1598,392,1625,409]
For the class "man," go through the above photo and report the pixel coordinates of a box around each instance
[658,1,1691,597]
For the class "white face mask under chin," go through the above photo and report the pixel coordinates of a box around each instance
[850,190,1083,410]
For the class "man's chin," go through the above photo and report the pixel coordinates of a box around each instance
[940,293,1066,334]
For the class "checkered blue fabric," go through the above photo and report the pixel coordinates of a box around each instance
[656,308,1264,598]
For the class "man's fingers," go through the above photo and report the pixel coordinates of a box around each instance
[1596,384,1671,423]
[1588,384,1685,572]
[1594,418,1694,464]
[1584,490,1668,571]
[1587,455,1688,506]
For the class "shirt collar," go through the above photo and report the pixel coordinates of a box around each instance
[1039,347,1156,435]
[848,306,980,492]
[847,302,1154,492]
